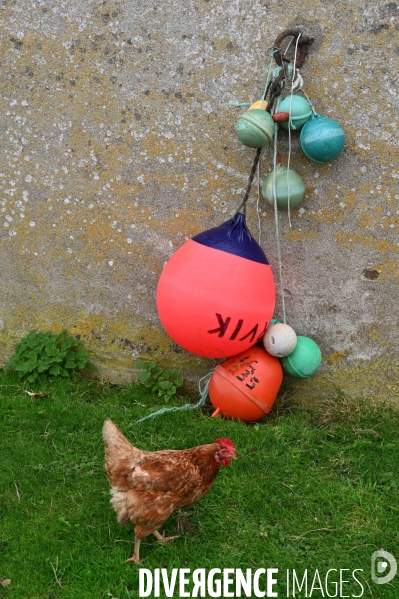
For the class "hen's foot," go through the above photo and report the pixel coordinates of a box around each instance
[125,535,142,564]
[153,530,180,544]
[125,556,142,564]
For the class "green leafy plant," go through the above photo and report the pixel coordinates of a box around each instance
[136,360,184,402]
[6,330,97,383]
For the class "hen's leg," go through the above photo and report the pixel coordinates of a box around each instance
[153,530,180,543]
[125,535,141,563]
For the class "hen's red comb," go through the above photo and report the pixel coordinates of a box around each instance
[215,438,236,452]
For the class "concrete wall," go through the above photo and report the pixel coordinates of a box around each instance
[1,0,398,402]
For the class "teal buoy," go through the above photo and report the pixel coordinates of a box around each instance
[262,165,305,210]
[280,336,322,378]
[300,114,345,163]
[236,109,274,148]
[277,95,312,130]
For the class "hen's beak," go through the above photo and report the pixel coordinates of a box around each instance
[231,454,238,460]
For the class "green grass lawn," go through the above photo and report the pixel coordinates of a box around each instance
[0,371,398,598]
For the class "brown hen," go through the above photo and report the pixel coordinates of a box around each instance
[103,419,237,563]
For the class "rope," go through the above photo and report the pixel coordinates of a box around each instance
[272,110,287,325]
[256,157,261,244]
[135,372,212,424]
[286,32,301,228]
[228,102,252,108]
[300,88,317,115]
[234,147,262,216]
[262,51,280,100]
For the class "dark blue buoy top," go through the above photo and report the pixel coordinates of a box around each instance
[192,213,269,265]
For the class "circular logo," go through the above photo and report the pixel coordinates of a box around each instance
[371,550,397,585]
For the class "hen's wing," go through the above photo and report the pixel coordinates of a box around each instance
[103,420,204,495]
[115,450,204,494]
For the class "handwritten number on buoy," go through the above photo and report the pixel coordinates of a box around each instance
[246,377,260,390]
[234,360,260,390]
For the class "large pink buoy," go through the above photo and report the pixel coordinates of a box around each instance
[156,213,275,358]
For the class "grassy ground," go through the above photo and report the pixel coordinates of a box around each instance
[0,371,398,598]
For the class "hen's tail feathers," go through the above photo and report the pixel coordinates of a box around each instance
[103,419,136,461]
[103,420,141,496]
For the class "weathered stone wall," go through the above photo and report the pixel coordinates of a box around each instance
[1,0,398,401]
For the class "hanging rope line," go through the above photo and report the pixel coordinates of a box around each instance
[234,147,262,216]
[272,108,287,325]
[286,31,302,228]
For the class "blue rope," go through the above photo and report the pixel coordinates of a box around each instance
[262,51,281,100]
[135,372,212,424]
[228,102,252,107]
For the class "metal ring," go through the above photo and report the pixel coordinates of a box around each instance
[273,29,314,69]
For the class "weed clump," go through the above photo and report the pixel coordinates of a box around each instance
[136,360,183,402]
[6,330,97,383]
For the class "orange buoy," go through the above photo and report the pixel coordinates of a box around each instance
[208,346,283,422]
[156,214,275,358]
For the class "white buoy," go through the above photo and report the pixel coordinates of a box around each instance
[263,323,297,358]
